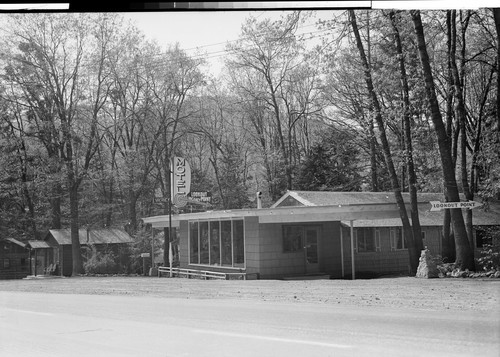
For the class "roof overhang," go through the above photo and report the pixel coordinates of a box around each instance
[27,240,52,249]
[142,202,425,228]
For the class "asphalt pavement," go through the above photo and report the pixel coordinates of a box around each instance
[1,290,498,357]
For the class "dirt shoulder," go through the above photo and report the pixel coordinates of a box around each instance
[1,276,498,312]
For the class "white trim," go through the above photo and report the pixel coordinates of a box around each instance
[270,190,316,208]
[143,203,412,228]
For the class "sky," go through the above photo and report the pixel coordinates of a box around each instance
[119,1,497,75]
[121,10,289,75]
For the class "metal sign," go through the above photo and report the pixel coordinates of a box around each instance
[188,191,212,203]
[171,157,191,208]
[172,193,188,207]
[429,201,483,212]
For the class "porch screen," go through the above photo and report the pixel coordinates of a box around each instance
[189,219,245,267]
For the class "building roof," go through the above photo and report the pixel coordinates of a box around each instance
[5,237,27,248]
[27,240,51,249]
[143,202,419,228]
[272,191,499,227]
[271,190,448,208]
[47,228,134,245]
[143,190,499,228]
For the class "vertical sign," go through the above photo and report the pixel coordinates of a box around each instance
[171,157,191,207]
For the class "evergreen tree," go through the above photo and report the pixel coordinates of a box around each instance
[295,128,362,192]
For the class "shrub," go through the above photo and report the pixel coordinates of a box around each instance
[477,243,500,272]
[83,247,120,275]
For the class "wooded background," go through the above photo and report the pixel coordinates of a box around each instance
[1,9,499,273]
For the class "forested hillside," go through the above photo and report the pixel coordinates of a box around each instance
[1,9,498,273]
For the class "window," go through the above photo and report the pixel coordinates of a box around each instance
[189,219,245,268]
[375,229,381,252]
[220,220,232,266]
[283,226,303,253]
[190,221,199,263]
[355,228,376,253]
[390,227,406,250]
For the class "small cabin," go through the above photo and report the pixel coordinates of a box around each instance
[0,238,30,279]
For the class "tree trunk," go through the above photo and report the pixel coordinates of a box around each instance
[449,10,475,251]
[69,181,83,275]
[493,8,500,135]
[369,115,378,191]
[389,10,424,255]
[411,10,475,270]
[349,10,419,274]
[51,182,62,229]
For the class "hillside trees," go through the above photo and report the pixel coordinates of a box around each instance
[0,9,498,275]
[226,12,326,200]
[348,10,423,273]
[411,10,475,270]
[295,126,363,191]
[1,13,120,274]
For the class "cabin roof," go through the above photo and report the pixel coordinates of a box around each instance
[47,228,134,245]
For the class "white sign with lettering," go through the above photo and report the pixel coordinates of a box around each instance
[171,157,191,207]
[429,201,483,212]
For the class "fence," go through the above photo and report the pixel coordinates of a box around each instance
[157,266,247,280]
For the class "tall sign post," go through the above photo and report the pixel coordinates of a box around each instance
[168,157,191,276]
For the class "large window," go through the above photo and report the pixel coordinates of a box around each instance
[189,219,245,267]
[390,227,406,250]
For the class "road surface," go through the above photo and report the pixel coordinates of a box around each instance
[0,290,498,357]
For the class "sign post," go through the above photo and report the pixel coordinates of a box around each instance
[167,157,191,274]
[429,201,483,212]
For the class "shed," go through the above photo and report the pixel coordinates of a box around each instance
[0,238,29,279]
[29,228,134,277]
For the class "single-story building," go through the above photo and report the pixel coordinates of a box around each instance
[0,238,30,279]
[28,228,134,276]
[142,191,500,280]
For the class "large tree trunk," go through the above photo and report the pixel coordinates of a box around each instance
[411,10,475,270]
[369,117,378,192]
[50,182,62,229]
[493,9,500,135]
[389,10,424,255]
[68,181,84,275]
[449,10,475,251]
[349,10,419,274]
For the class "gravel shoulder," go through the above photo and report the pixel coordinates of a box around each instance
[1,276,499,313]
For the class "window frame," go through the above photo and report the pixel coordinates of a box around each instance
[282,225,305,253]
[355,227,377,253]
[188,218,245,269]
[390,227,407,251]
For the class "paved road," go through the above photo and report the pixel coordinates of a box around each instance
[0,291,498,357]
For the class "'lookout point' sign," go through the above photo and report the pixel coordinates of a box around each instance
[171,157,191,207]
[429,200,483,212]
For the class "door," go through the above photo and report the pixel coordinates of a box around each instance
[304,226,320,274]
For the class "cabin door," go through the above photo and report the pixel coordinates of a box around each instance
[304,226,320,274]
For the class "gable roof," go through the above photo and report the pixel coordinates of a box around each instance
[4,237,27,248]
[27,240,51,249]
[47,228,134,245]
[271,190,447,208]
[272,191,499,227]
